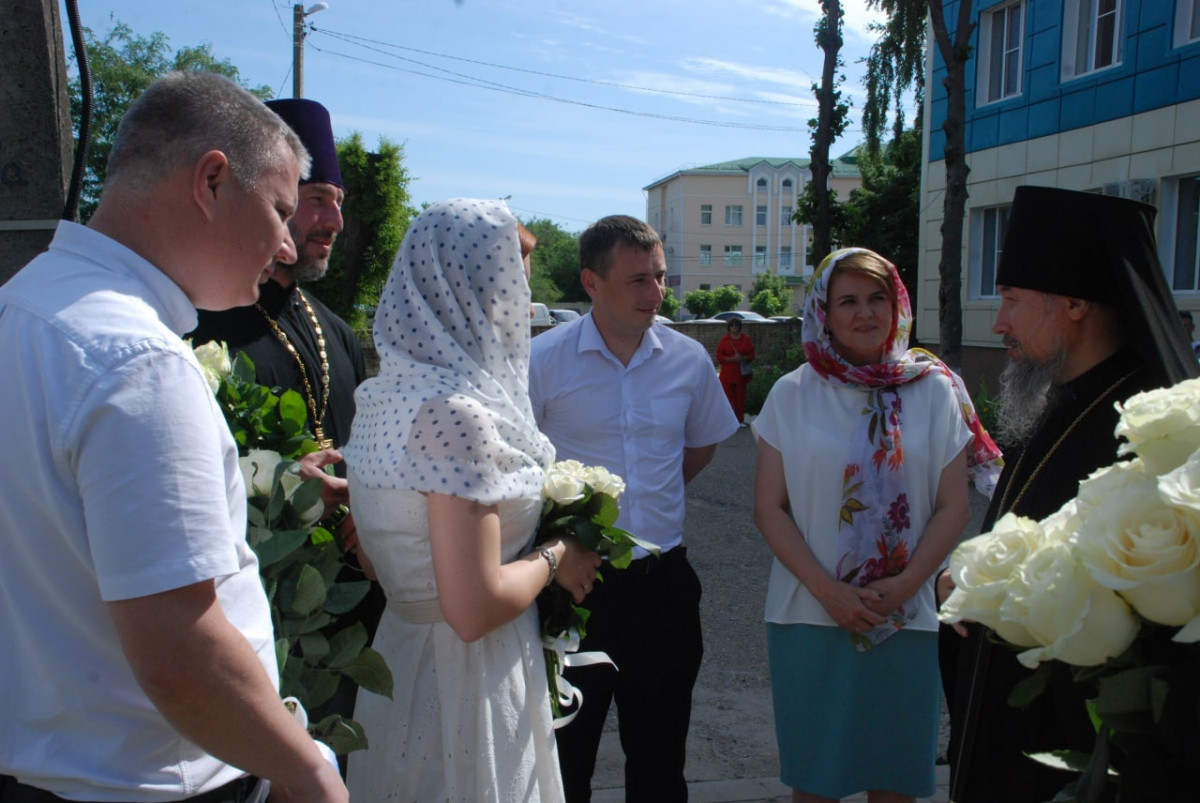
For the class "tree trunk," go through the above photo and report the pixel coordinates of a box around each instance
[927,0,974,372]
[810,0,843,266]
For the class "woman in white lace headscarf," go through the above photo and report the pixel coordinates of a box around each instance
[343,198,599,802]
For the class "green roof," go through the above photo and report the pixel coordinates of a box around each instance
[645,149,861,190]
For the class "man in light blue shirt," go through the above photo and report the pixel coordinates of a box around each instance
[530,215,738,802]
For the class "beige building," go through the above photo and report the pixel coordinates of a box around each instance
[644,156,861,315]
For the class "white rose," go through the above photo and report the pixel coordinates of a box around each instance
[279,469,326,528]
[190,339,232,395]
[939,513,1043,647]
[239,449,283,498]
[543,462,587,505]
[1001,539,1139,668]
[1158,448,1200,513]
[1115,377,1200,475]
[583,465,626,500]
[1075,462,1200,626]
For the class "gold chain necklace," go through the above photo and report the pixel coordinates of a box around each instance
[995,367,1139,516]
[256,290,333,449]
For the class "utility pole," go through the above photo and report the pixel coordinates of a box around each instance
[292,2,328,98]
[1,0,73,284]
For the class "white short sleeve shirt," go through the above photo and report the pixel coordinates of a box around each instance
[530,315,739,552]
[753,364,970,632]
[0,223,275,799]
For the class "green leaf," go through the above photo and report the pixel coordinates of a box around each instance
[311,714,369,756]
[282,611,333,636]
[340,647,394,699]
[592,494,619,528]
[606,540,635,569]
[254,528,309,567]
[327,622,369,668]
[290,477,324,518]
[299,667,339,709]
[1026,749,1097,773]
[278,389,309,431]
[299,632,330,661]
[292,564,328,615]
[324,581,371,616]
[1008,661,1055,708]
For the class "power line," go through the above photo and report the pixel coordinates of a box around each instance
[314,26,819,109]
[305,37,808,133]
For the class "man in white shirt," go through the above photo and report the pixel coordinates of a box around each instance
[0,72,346,802]
[530,215,738,802]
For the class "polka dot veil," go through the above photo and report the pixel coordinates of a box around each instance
[342,198,554,504]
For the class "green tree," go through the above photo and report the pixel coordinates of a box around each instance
[865,0,976,369]
[835,126,921,313]
[683,289,717,319]
[805,0,852,266]
[523,218,583,303]
[713,285,744,313]
[749,273,794,317]
[69,21,271,220]
[309,134,414,328]
[658,291,681,321]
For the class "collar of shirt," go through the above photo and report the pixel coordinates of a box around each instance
[577,311,664,371]
[50,222,199,336]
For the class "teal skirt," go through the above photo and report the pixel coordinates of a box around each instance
[766,623,939,799]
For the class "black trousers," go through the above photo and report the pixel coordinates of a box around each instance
[0,775,259,803]
[555,547,703,803]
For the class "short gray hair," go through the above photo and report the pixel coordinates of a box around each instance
[105,71,310,194]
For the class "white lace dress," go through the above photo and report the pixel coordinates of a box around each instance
[345,480,563,802]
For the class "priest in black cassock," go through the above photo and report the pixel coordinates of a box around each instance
[189,98,385,734]
[943,186,1200,802]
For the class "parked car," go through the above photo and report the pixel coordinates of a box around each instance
[654,315,673,324]
[549,308,581,324]
[770,315,801,323]
[710,310,772,323]
[530,302,555,327]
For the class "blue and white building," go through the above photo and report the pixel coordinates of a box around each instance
[918,0,1200,374]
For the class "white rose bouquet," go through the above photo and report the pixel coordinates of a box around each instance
[940,376,1200,801]
[534,460,658,721]
[192,342,392,756]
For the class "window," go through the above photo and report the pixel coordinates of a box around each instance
[699,244,712,266]
[1174,0,1200,47]
[755,245,768,268]
[700,204,712,225]
[1170,175,1200,291]
[969,205,1011,299]
[724,245,743,266]
[979,1,1024,102]
[1063,0,1123,79]
[781,205,794,226]
[780,246,793,270]
[699,283,712,291]
[756,205,768,226]
[725,205,743,226]
[757,177,768,189]
[782,178,793,190]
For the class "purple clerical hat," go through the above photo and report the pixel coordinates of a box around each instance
[265,98,344,189]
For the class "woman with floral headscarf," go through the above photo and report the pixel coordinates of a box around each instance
[751,248,1002,802]
[341,199,601,801]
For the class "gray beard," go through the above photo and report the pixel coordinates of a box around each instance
[994,348,1068,446]
[276,252,328,284]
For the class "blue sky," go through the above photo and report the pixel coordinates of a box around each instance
[64,0,911,231]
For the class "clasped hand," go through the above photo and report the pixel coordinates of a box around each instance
[549,537,603,604]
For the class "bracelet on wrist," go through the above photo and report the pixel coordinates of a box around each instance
[539,546,558,588]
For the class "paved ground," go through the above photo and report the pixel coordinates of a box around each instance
[585,418,985,802]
